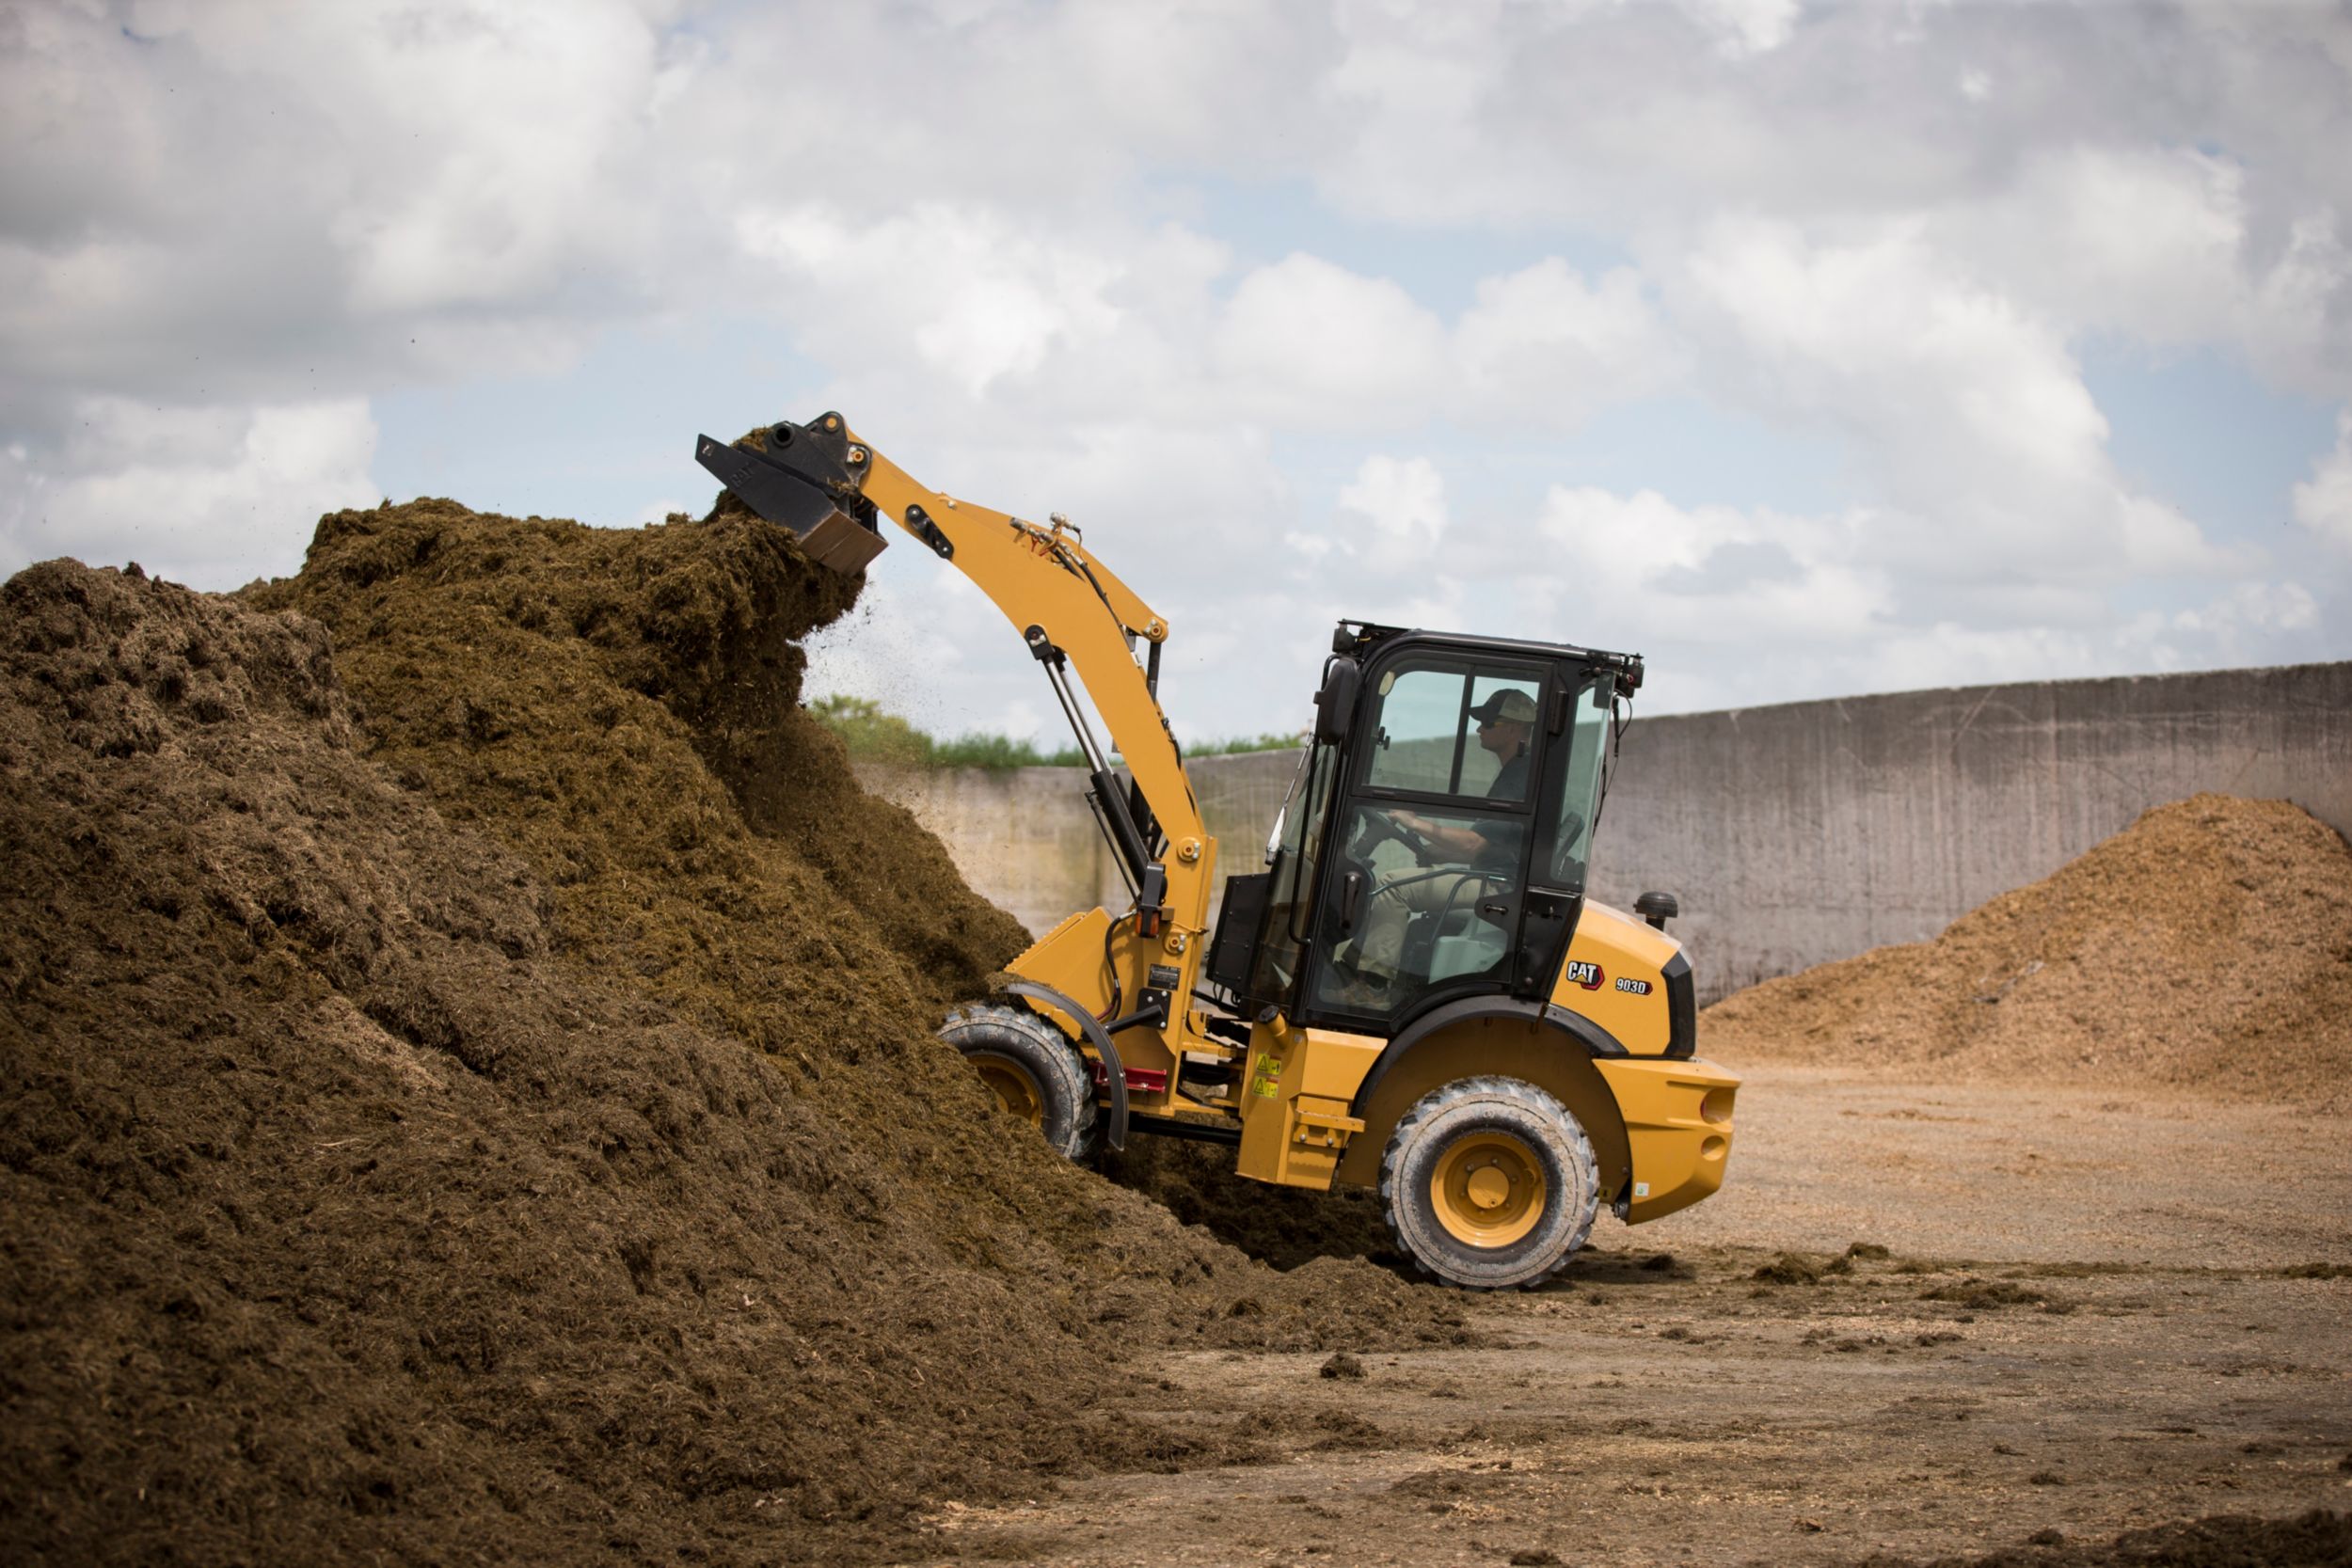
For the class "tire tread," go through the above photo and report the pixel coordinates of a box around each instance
[940,1002,1100,1160]
[1378,1074,1598,1291]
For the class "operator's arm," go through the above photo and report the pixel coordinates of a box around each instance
[1391,811,1489,862]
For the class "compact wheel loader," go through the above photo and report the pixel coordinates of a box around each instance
[697,414,1739,1290]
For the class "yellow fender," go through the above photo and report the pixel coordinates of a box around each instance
[1335,999,1637,1202]
[1334,997,1737,1222]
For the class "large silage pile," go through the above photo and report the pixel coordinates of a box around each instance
[0,495,1463,1567]
[1703,793,2352,1109]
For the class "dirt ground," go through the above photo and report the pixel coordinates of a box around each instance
[911,1066,2352,1567]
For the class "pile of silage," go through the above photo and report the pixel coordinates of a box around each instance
[1703,793,2352,1109]
[0,496,1464,1568]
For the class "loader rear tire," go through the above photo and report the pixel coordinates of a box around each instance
[1379,1075,1597,1291]
[941,1003,1100,1161]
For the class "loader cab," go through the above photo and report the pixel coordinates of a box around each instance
[1223,626,1629,1036]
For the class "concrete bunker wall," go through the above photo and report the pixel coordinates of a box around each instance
[857,660,2352,1006]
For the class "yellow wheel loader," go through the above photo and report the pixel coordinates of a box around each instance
[697,414,1739,1289]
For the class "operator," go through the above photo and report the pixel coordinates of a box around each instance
[1386,688,1534,852]
[1332,688,1535,1008]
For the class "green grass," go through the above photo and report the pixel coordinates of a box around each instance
[1188,731,1310,757]
[809,694,1302,772]
[929,732,1092,769]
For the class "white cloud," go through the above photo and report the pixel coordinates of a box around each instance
[1937,146,2351,397]
[1864,623,2107,696]
[1454,261,1682,425]
[739,203,1138,402]
[1670,0,1801,57]
[2294,410,2352,553]
[739,210,1676,444]
[2113,580,2324,674]
[1785,577,2322,701]
[1673,216,2232,585]
[1947,148,2247,341]
[1535,485,1893,649]
[1304,7,2352,387]
[1211,254,1450,428]
[0,396,379,587]
[1521,483,2325,712]
[1337,453,1449,571]
[0,0,683,418]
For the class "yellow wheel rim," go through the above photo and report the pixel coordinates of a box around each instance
[1430,1131,1547,1247]
[966,1052,1045,1128]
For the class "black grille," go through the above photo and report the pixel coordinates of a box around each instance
[1661,950,1697,1059]
[1205,872,1271,995]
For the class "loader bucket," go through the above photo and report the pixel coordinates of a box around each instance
[693,415,888,576]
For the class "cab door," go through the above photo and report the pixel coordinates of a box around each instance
[1298,647,1555,1030]
[1515,670,1616,995]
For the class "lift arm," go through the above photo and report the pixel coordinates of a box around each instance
[693,413,1214,949]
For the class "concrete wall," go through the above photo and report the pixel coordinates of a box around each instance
[860,661,2352,1004]
[853,748,1306,940]
[1593,660,2352,1002]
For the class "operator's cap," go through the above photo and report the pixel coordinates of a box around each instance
[1470,689,1537,725]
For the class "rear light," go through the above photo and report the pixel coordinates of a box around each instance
[1700,1086,1734,1125]
[1089,1063,1169,1094]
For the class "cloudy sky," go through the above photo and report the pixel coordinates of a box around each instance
[6,0,2350,743]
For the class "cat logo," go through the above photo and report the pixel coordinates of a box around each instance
[1564,960,1605,990]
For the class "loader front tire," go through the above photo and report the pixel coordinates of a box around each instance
[941,1003,1100,1161]
[1379,1075,1597,1291]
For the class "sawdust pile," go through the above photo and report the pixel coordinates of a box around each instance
[1704,794,2352,1109]
[0,500,1465,1567]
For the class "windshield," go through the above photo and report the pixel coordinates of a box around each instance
[1246,736,1339,1006]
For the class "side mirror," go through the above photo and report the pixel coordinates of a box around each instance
[1312,657,1359,745]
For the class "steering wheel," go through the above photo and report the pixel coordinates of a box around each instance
[1362,807,1438,862]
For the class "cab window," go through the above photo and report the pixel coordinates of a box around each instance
[1360,663,1543,801]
